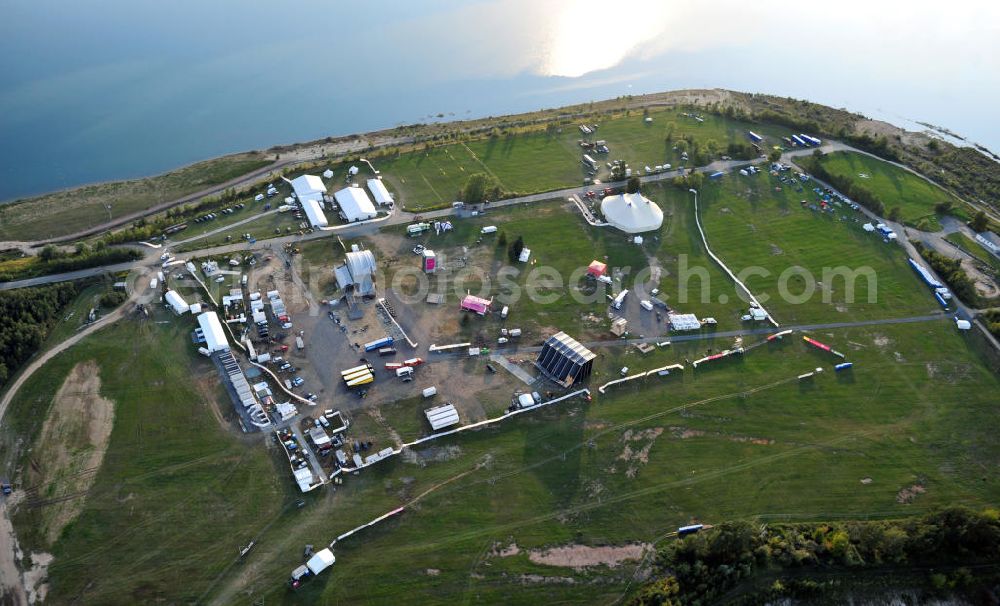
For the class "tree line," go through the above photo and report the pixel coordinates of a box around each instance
[0,246,141,282]
[0,283,79,385]
[632,507,1000,605]
[911,241,983,307]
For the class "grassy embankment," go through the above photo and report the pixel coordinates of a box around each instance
[0,153,271,242]
[944,232,1000,274]
[810,151,967,231]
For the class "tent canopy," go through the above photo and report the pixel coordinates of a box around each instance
[600,192,663,234]
[334,186,377,222]
[587,260,607,277]
[461,295,491,315]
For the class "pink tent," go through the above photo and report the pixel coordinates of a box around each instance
[587,260,607,277]
[460,295,491,315]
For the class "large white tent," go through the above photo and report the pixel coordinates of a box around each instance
[366,178,393,206]
[334,249,377,295]
[334,186,377,222]
[288,174,326,205]
[425,404,460,430]
[600,192,663,234]
[197,311,230,352]
[164,290,189,314]
[301,198,329,228]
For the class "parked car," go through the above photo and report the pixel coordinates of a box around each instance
[292,377,305,387]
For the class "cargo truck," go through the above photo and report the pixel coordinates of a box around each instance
[289,548,335,589]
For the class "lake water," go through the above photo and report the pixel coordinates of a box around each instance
[1,0,998,201]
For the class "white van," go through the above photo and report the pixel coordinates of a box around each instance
[640,300,653,312]
[395,367,413,378]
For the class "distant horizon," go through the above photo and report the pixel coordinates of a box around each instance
[2,0,997,200]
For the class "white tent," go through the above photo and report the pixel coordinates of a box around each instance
[322,168,334,179]
[334,186,377,222]
[301,198,329,228]
[425,404,460,430]
[335,249,377,295]
[164,290,189,314]
[197,311,230,352]
[288,174,326,205]
[668,313,702,331]
[293,467,314,492]
[306,549,335,575]
[600,192,663,233]
[366,178,393,206]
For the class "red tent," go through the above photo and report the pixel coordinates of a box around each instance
[587,260,607,277]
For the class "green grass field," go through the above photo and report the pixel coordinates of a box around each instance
[323,108,796,213]
[2,317,285,604]
[694,174,941,324]
[0,153,271,241]
[813,151,963,231]
[4,170,999,605]
[945,232,1000,273]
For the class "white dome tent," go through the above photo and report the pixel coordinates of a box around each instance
[600,192,663,234]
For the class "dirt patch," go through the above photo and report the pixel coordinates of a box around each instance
[615,428,663,477]
[518,574,577,585]
[861,477,873,485]
[491,542,521,558]
[23,552,53,604]
[769,244,784,256]
[30,360,115,545]
[527,543,651,570]
[873,334,891,348]
[896,484,926,504]
[425,568,440,576]
[669,426,773,445]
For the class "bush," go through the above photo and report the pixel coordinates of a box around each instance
[99,290,127,308]
[631,508,1000,606]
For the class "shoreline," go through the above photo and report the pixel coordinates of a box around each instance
[0,89,791,206]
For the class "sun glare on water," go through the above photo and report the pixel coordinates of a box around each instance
[540,0,671,77]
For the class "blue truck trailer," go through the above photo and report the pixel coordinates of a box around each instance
[364,336,394,352]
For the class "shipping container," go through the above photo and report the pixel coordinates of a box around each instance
[364,337,394,352]
[345,373,374,387]
[341,363,374,377]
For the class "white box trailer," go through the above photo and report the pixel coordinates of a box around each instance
[640,300,653,312]
[481,226,498,234]
[422,386,437,398]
